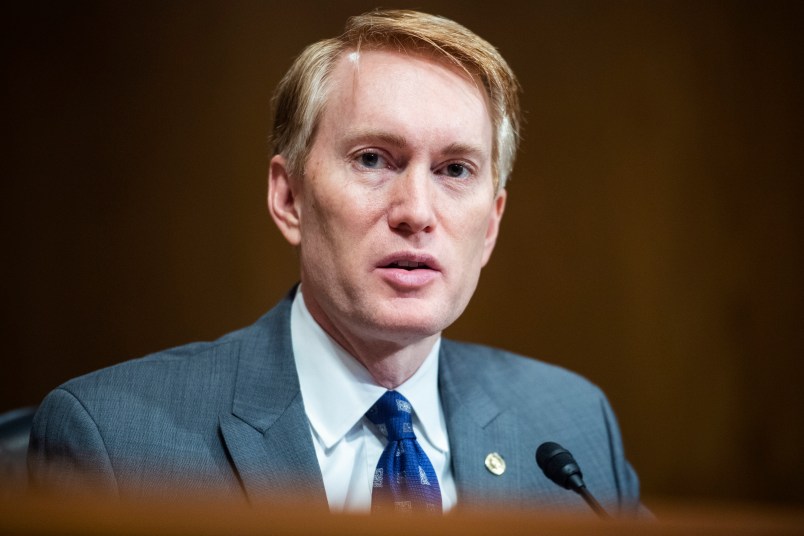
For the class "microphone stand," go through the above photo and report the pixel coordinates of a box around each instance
[576,485,610,519]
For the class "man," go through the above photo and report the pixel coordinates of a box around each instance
[29,10,642,515]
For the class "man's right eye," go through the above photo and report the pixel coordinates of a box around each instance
[357,152,385,169]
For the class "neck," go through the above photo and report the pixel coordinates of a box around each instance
[303,295,439,389]
[338,334,439,389]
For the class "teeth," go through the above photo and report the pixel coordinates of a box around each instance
[397,260,420,268]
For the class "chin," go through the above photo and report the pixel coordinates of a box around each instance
[368,301,457,340]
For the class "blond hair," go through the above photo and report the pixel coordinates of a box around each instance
[270,9,522,191]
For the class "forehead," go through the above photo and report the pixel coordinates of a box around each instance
[318,48,493,154]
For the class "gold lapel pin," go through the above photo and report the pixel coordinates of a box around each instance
[484,452,506,476]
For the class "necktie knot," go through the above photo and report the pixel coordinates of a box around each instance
[367,391,417,441]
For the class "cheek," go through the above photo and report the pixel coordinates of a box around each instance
[448,212,497,276]
[298,190,338,258]
[303,185,377,254]
[455,200,496,247]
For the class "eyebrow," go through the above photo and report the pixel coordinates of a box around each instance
[440,142,488,161]
[341,130,408,149]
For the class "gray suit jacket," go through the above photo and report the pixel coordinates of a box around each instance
[28,292,642,515]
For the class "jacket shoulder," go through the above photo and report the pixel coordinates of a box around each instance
[28,300,295,496]
[440,339,643,515]
[441,339,605,405]
[56,334,241,406]
[54,296,292,406]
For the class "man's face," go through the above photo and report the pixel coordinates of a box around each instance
[272,49,505,347]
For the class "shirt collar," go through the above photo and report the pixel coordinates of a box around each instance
[290,287,448,453]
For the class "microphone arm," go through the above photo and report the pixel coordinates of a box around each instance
[535,441,611,519]
[574,485,609,519]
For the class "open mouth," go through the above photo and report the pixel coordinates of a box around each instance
[377,253,440,287]
[387,260,432,271]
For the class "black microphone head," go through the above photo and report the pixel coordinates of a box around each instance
[535,441,584,490]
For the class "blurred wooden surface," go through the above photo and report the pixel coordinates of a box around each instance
[0,495,803,536]
[4,0,803,508]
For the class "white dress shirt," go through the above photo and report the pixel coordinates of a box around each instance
[290,287,457,513]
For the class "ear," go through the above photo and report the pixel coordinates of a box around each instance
[267,154,301,246]
[480,188,507,267]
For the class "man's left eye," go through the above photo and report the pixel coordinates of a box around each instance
[441,163,470,179]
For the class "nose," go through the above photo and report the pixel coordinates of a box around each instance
[387,165,436,235]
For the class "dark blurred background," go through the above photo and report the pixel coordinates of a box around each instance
[4,0,802,508]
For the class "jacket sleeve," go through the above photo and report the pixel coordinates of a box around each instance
[27,387,119,496]
[598,394,652,517]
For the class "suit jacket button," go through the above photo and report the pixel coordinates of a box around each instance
[484,452,506,475]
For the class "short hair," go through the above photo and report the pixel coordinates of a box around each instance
[270,9,522,191]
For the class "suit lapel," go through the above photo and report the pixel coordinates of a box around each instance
[439,341,524,509]
[218,292,328,509]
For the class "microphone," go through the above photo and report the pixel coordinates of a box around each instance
[535,441,610,519]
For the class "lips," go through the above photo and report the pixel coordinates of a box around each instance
[377,252,441,272]
[376,252,441,289]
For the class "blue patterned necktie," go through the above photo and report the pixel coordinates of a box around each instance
[366,390,442,514]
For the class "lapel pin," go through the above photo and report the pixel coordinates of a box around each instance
[484,452,506,476]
